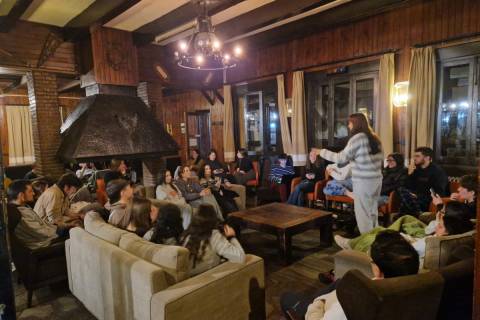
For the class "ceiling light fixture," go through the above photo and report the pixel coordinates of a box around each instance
[175,0,243,71]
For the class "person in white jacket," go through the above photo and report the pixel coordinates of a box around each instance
[313,113,383,233]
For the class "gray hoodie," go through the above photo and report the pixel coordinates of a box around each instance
[105,201,129,229]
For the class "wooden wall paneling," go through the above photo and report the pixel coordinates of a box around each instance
[90,26,139,86]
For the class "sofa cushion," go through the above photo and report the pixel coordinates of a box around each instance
[119,232,190,285]
[84,211,129,245]
[424,230,476,270]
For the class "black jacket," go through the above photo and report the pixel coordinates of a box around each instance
[381,167,408,196]
[406,163,449,197]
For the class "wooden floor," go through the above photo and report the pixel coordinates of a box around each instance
[14,228,339,320]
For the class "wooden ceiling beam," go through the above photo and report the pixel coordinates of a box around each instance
[57,79,81,93]
[0,75,26,94]
[0,0,33,33]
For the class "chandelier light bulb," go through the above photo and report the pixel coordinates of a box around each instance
[179,41,188,52]
[234,45,242,56]
[195,54,204,65]
[224,54,231,61]
[213,40,221,50]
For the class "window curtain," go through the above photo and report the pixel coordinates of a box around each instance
[291,71,308,166]
[223,85,236,162]
[406,47,436,159]
[276,74,292,155]
[375,53,395,156]
[237,95,246,149]
[6,106,35,166]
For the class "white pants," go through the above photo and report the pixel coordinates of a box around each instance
[352,178,382,234]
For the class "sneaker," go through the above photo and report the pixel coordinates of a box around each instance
[334,235,351,250]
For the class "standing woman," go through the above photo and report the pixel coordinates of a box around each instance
[314,113,383,233]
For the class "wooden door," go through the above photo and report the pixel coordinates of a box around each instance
[187,111,211,158]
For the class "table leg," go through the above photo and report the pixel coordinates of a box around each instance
[277,230,292,265]
[318,216,333,247]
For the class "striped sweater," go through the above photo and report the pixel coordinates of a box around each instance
[320,133,383,180]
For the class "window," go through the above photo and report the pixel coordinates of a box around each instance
[6,106,35,166]
[436,55,480,164]
[234,80,281,156]
[306,62,379,149]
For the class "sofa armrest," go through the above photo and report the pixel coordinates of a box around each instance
[334,250,373,279]
[424,231,476,270]
[150,255,265,320]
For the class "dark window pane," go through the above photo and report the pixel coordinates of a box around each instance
[356,78,375,126]
[439,64,470,158]
[333,82,350,144]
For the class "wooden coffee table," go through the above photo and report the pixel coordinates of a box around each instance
[230,202,333,264]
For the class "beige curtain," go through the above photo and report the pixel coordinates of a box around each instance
[376,53,395,156]
[6,106,35,166]
[290,71,308,166]
[406,47,436,159]
[237,95,246,149]
[276,74,292,155]
[223,85,236,162]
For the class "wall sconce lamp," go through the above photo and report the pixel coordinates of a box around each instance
[286,98,293,116]
[393,81,409,107]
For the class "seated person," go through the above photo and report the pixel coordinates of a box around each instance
[182,204,245,276]
[76,162,96,180]
[268,153,295,202]
[288,150,325,206]
[199,164,239,217]
[397,147,448,216]
[31,178,49,206]
[156,169,192,229]
[281,230,419,319]
[233,148,256,185]
[146,202,184,245]
[431,174,477,219]
[187,148,205,176]
[34,173,82,224]
[174,166,223,221]
[334,202,474,262]
[133,184,147,199]
[379,153,408,205]
[8,180,75,249]
[323,163,352,197]
[105,179,133,229]
[204,149,231,179]
[126,197,152,237]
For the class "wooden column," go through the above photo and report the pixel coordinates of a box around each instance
[26,71,63,178]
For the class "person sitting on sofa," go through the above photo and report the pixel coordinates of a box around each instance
[378,153,408,205]
[281,230,419,320]
[432,174,477,219]
[105,179,133,229]
[334,202,474,260]
[268,153,295,202]
[233,148,256,185]
[187,148,205,176]
[204,149,229,179]
[199,164,239,216]
[156,169,193,229]
[126,197,153,237]
[182,204,245,276]
[397,147,449,217]
[34,173,82,224]
[175,166,223,221]
[288,150,325,207]
[146,202,184,245]
[8,180,74,249]
[322,163,352,198]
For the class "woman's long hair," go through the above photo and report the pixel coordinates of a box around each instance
[127,197,152,236]
[182,204,219,265]
[157,169,174,187]
[306,154,323,171]
[150,203,184,244]
[348,113,381,155]
[198,164,213,180]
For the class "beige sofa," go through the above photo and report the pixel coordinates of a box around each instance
[334,230,476,278]
[65,212,265,320]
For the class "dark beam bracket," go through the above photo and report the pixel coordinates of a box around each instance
[200,90,215,106]
[37,32,64,68]
[213,89,224,104]
[0,0,33,33]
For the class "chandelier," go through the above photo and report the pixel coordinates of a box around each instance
[174,0,243,71]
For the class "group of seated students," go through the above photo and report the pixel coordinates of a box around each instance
[6,144,477,317]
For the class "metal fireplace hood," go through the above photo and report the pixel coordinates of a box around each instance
[57,94,178,162]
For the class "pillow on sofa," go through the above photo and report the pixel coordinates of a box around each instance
[119,232,190,285]
[84,211,129,245]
